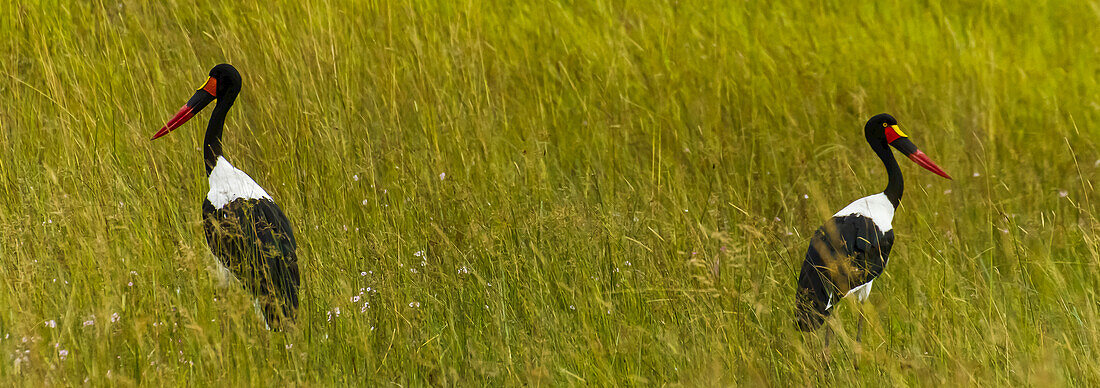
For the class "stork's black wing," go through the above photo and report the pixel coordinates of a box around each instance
[203,197,299,330]
[795,214,894,332]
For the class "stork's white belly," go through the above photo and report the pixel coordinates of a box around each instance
[207,156,271,209]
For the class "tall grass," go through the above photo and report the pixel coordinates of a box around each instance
[1,0,1099,385]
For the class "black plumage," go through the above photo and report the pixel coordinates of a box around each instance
[203,198,299,330]
[795,214,893,332]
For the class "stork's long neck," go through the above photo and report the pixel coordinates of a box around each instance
[871,139,903,208]
[204,89,238,176]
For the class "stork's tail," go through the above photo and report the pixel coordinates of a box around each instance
[795,287,827,332]
[256,286,298,331]
[795,260,830,332]
[256,248,300,331]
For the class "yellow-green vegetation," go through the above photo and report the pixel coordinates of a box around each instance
[2,0,1099,385]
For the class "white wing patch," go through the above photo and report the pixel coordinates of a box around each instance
[845,279,874,302]
[833,192,895,232]
[825,280,874,309]
[207,156,272,209]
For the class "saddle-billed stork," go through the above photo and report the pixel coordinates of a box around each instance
[795,113,950,342]
[152,64,299,331]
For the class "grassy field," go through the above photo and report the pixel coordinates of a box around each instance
[2,0,1100,385]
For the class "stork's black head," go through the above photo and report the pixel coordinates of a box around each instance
[152,63,242,140]
[863,113,899,142]
[207,63,242,98]
[863,113,952,179]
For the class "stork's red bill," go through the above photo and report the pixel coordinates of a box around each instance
[151,77,217,140]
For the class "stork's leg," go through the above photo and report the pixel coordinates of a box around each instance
[209,254,236,289]
[856,313,864,343]
[855,282,873,344]
[819,325,833,369]
[253,299,271,330]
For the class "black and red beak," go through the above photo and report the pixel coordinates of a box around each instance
[151,77,218,140]
[886,125,952,179]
